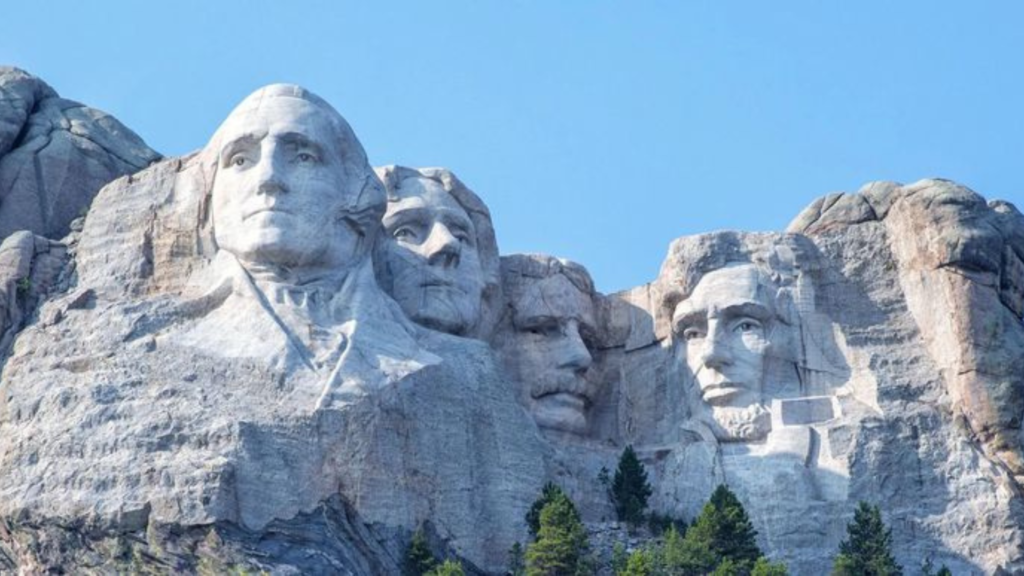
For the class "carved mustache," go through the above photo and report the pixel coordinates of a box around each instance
[530,371,590,400]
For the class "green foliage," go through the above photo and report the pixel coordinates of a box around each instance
[508,542,526,576]
[647,511,687,537]
[612,445,653,526]
[710,557,741,576]
[611,542,629,575]
[619,547,658,576]
[405,529,437,576]
[527,482,576,538]
[751,557,790,576]
[15,276,31,297]
[935,567,951,576]
[525,492,591,576]
[680,485,762,572]
[831,502,902,576]
[425,559,465,576]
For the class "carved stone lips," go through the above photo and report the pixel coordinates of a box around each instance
[700,382,744,404]
[244,206,293,220]
[534,391,587,412]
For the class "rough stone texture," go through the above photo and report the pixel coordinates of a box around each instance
[0,67,159,241]
[0,76,1022,575]
[0,85,547,574]
[0,229,68,358]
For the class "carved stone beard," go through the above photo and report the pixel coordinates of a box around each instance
[705,403,772,442]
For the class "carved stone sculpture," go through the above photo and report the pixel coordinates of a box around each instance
[375,165,500,338]
[0,70,1023,575]
[493,254,599,435]
[0,84,547,574]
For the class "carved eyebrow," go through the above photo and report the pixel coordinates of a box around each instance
[382,206,429,228]
[277,132,327,157]
[673,308,706,332]
[440,211,473,234]
[710,301,772,321]
[219,133,262,161]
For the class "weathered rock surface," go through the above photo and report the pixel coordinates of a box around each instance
[0,67,159,241]
[0,76,1021,575]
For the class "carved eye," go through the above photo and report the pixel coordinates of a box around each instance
[296,152,316,163]
[682,328,704,341]
[526,321,561,338]
[393,227,416,241]
[734,319,762,333]
[231,155,247,167]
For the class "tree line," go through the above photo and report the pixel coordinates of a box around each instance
[404,445,951,576]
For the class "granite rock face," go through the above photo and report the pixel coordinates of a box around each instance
[0,77,1022,575]
[0,67,159,241]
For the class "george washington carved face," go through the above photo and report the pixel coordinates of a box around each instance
[208,88,376,275]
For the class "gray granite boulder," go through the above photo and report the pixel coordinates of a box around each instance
[0,67,159,241]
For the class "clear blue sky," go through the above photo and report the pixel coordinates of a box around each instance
[4,2,1022,292]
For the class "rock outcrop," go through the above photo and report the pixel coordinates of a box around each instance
[0,67,159,241]
[0,76,1021,575]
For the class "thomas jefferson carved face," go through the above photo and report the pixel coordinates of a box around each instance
[505,273,597,434]
[673,264,773,441]
[380,176,485,335]
[211,96,363,272]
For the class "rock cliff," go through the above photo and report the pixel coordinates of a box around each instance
[0,75,1021,575]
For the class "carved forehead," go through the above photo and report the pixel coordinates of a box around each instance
[513,274,596,325]
[674,264,770,320]
[205,85,364,165]
[383,177,472,225]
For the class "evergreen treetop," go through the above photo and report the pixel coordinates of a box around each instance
[527,482,579,538]
[612,445,653,526]
[526,492,591,576]
[831,502,902,576]
[405,528,438,576]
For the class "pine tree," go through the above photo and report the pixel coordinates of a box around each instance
[751,557,790,576]
[527,482,576,538]
[618,547,658,576]
[525,492,591,576]
[611,445,653,526]
[425,559,465,576]
[405,528,437,576]
[508,542,526,576]
[831,502,902,576]
[680,484,762,572]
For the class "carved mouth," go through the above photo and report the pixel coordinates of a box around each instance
[534,391,587,413]
[700,383,746,404]
[244,207,292,220]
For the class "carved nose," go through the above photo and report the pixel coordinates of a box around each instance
[558,321,593,372]
[257,179,287,195]
[254,155,287,196]
[424,223,461,269]
[700,324,732,370]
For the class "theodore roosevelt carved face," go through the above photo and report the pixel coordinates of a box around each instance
[495,255,598,436]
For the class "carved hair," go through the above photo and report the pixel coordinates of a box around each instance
[657,232,822,332]
[499,253,595,303]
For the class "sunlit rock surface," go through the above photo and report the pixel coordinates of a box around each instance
[0,74,1021,575]
[0,67,158,241]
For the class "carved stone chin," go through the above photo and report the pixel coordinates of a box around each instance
[704,403,772,442]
